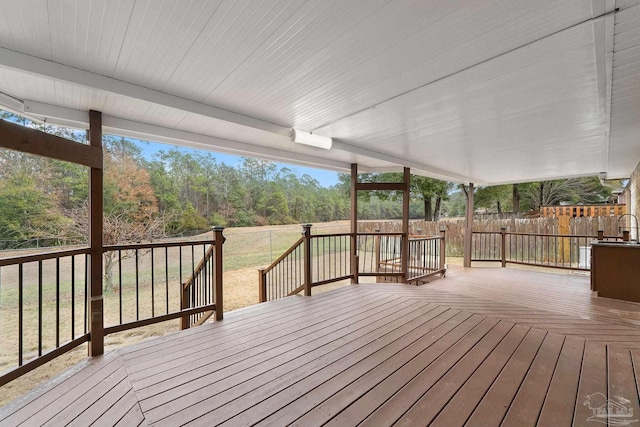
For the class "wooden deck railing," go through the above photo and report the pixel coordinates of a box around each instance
[259,226,446,302]
[0,228,224,387]
[407,232,446,282]
[471,228,621,270]
[258,236,305,302]
[0,247,91,387]
[360,232,446,283]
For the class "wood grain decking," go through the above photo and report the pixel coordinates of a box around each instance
[3,266,640,426]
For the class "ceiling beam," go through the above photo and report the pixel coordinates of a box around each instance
[12,99,356,173]
[17,97,477,182]
[0,47,291,137]
[0,118,102,168]
[333,139,477,184]
[591,0,615,178]
[103,116,355,173]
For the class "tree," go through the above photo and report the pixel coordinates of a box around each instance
[0,172,71,246]
[63,140,165,291]
[474,185,512,213]
[519,177,612,211]
[351,172,454,221]
[261,183,291,224]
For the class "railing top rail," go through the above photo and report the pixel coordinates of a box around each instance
[104,239,214,252]
[0,247,91,266]
[504,232,600,238]
[472,230,621,240]
[261,236,304,275]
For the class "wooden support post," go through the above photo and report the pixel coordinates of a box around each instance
[439,228,446,276]
[401,167,410,282]
[258,269,266,303]
[350,164,358,283]
[463,182,474,268]
[500,227,507,267]
[88,110,104,357]
[353,255,359,283]
[302,224,312,296]
[212,226,225,320]
[597,230,604,241]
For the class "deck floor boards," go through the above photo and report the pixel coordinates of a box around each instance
[4,266,640,426]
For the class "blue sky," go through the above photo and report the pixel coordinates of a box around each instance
[140,139,342,188]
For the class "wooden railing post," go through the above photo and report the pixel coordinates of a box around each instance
[597,230,604,240]
[463,183,474,267]
[439,229,446,276]
[88,110,104,357]
[302,224,312,296]
[180,283,189,329]
[501,227,507,267]
[258,269,267,303]
[401,167,410,282]
[350,164,358,284]
[353,254,359,283]
[213,226,225,320]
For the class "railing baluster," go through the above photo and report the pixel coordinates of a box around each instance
[151,247,155,318]
[71,256,75,340]
[118,250,122,324]
[56,258,60,348]
[165,247,169,315]
[84,254,88,334]
[135,249,139,321]
[190,245,195,310]
[38,260,43,357]
[18,263,23,366]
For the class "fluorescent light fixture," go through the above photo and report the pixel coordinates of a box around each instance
[291,128,332,150]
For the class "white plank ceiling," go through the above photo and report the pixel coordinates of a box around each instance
[0,0,639,184]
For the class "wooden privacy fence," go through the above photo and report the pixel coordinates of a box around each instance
[0,228,224,387]
[258,225,446,302]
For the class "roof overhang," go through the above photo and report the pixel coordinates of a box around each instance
[0,0,638,185]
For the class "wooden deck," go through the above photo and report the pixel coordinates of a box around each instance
[3,266,640,426]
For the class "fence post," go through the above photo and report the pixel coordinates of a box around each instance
[440,229,446,276]
[302,224,312,296]
[258,269,266,303]
[213,226,225,321]
[501,227,507,267]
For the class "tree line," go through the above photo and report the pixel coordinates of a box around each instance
[0,112,353,248]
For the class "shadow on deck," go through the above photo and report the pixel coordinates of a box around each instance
[3,266,640,426]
